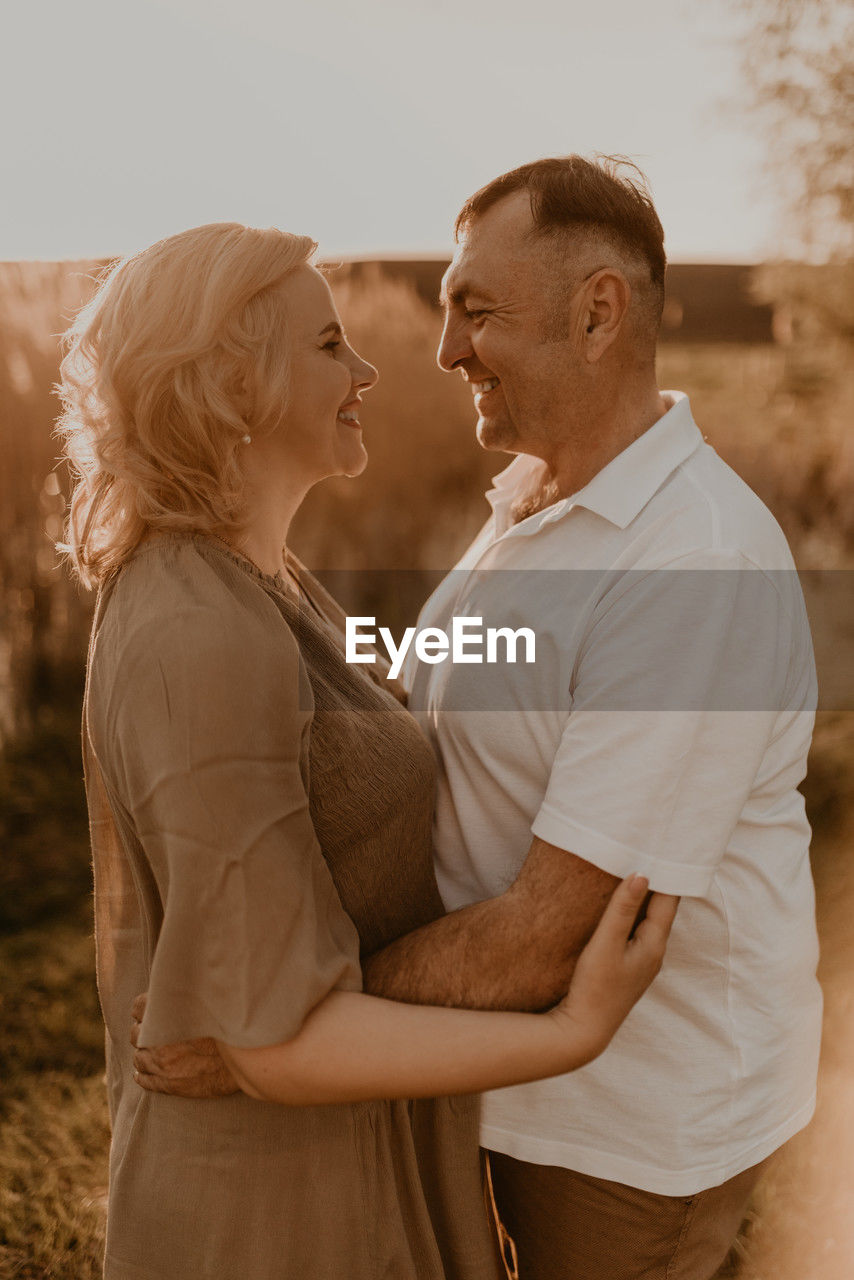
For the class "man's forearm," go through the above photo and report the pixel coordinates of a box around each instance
[363,839,620,1011]
[362,894,579,1012]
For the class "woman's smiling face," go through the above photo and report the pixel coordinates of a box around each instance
[274,264,378,485]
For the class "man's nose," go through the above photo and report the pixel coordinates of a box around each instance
[436,313,472,372]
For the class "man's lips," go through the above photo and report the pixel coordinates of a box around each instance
[471,377,500,409]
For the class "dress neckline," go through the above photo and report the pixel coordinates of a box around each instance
[129,530,326,620]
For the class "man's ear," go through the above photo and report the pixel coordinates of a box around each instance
[580,269,631,362]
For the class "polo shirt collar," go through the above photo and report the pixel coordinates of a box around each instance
[486,391,703,533]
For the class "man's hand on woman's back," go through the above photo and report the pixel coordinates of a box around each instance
[131,993,239,1097]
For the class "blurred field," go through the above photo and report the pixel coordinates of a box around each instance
[2,261,854,1278]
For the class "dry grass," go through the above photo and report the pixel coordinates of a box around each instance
[0,921,108,1280]
[0,1076,108,1280]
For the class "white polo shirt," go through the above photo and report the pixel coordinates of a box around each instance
[405,392,822,1195]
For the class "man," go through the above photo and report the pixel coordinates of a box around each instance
[362,156,822,1278]
[134,157,821,1279]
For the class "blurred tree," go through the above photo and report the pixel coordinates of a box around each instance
[737,0,854,257]
[735,1,854,557]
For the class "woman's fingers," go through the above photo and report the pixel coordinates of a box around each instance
[631,891,680,954]
[592,873,650,947]
[584,878,679,984]
[556,876,677,1058]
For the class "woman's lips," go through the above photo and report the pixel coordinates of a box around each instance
[337,400,362,428]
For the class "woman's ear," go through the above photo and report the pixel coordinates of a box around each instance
[230,367,255,425]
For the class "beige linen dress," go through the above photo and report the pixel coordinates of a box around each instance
[83,532,500,1280]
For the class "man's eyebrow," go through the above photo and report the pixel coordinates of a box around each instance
[318,321,342,338]
[438,278,495,308]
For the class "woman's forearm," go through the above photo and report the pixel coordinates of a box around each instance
[217,989,595,1106]
[139,876,676,1105]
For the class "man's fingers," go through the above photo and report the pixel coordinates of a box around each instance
[134,1047,164,1077]
[132,1047,240,1097]
[133,1045,190,1076]
[134,1069,169,1094]
[130,993,146,1048]
[133,1068,204,1097]
[133,1042,216,1075]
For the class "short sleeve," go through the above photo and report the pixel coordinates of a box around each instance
[109,596,363,1048]
[531,553,814,897]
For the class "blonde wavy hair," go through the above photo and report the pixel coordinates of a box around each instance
[56,222,317,587]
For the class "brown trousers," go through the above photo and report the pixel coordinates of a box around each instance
[485,1149,767,1280]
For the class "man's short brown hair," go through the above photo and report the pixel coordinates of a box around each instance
[455,154,666,326]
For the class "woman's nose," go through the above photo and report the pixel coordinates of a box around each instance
[352,353,378,390]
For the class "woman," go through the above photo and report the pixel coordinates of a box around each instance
[57,223,676,1280]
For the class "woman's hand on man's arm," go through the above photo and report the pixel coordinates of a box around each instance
[130,837,611,1097]
[216,874,676,1106]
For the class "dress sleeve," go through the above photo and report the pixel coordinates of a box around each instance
[531,551,815,897]
[110,596,363,1048]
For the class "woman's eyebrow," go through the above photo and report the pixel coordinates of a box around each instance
[318,321,342,338]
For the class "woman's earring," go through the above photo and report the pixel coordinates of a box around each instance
[241,434,252,444]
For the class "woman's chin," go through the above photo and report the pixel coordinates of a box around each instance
[339,443,369,479]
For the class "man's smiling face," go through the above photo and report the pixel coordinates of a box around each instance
[437,190,590,458]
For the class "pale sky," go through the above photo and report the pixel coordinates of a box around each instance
[3,0,781,263]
